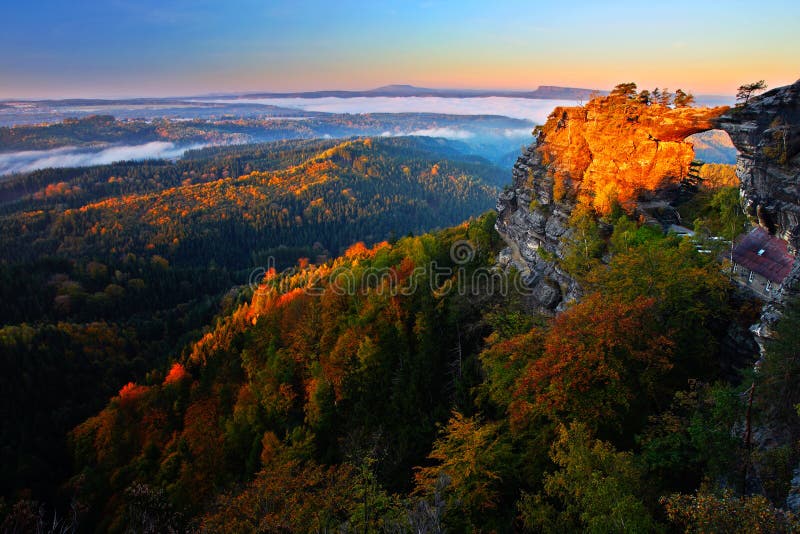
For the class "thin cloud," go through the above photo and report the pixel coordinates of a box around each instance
[501,127,535,138]
[0,141,207,176]
[385,127,476,140]
[209,96,578,123]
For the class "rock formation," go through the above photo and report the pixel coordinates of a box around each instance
[539,97,727,213]
[714,81,800,337]
[496,79,800,509]
[495,89,728,313]
[495,142,580,314]
[496,80,800,320]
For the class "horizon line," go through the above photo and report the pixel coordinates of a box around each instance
[1,83,739,103]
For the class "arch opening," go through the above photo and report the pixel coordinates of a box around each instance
[686,129,738,165]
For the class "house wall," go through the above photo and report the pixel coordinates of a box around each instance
[732,263,781,299]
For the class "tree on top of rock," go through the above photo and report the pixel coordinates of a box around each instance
[673,89,696,108]
[657,88,673,106]
[736,80,767,106]
[610,83,638,99]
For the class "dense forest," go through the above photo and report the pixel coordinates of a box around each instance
[0,137,506,520]
[0,137,503,270]
[11,205,796,532]
[1,106,798,532]
[3,157,799,531]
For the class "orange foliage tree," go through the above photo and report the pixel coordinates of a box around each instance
[510,293,674,432]
[201,456,359,532]
[414,412,513,515]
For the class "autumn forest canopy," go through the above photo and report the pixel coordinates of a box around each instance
[1,77,800,534]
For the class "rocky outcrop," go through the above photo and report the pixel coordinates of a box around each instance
[495,143,580,314]
[495,91,727,313]
[714,81,800,338]
[496,79,800,509]
[715,81,800,246]
[496,80,800,318]
[538,96,727,213]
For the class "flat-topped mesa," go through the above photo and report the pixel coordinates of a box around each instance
[539,94,729,213]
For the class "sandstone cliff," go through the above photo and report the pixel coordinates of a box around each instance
[497,80,800,320]
[714,80,800,338]
[495,89,728,312]
[540,97,727,213]
[495,142,579,313]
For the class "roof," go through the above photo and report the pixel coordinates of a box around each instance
[668,224,695,236]
[732,227,794,283]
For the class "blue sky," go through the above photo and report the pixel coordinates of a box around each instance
[1,0,798,98]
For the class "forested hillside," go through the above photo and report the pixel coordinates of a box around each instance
[3,90,799,533]
[0,137,502,269]
[0,137,504,515]
[3,0,797,528]
[38,208,799,532]
[0,138,345,205]
[0,112,534,165]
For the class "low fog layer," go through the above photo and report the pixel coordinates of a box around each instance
[0,141,207,176]
[380,126,533,140]
[209,96,580,122]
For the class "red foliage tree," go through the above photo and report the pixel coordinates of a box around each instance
[511,293,673,431]
[163,362,189,386]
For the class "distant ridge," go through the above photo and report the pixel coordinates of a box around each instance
[226,84,605,100]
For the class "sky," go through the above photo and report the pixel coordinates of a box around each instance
[1,0,798,99]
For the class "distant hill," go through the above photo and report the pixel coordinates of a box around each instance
[687,130,738,164]
[0,136,504,268]
[0,113,534,167]
[232,84,605,100]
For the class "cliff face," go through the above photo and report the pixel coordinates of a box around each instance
[495,143,580,313]
[496,80,800,317]
[714,80,800,334]
[715,81,800,247]
[495,92,727,313]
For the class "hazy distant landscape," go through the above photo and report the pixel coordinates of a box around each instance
[0,89,737,177]
[0,98,547,176]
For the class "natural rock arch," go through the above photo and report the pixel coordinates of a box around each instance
[495,80,800,320]
[530,95,729,214]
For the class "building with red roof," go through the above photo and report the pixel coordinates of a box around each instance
[731,227,794,298]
